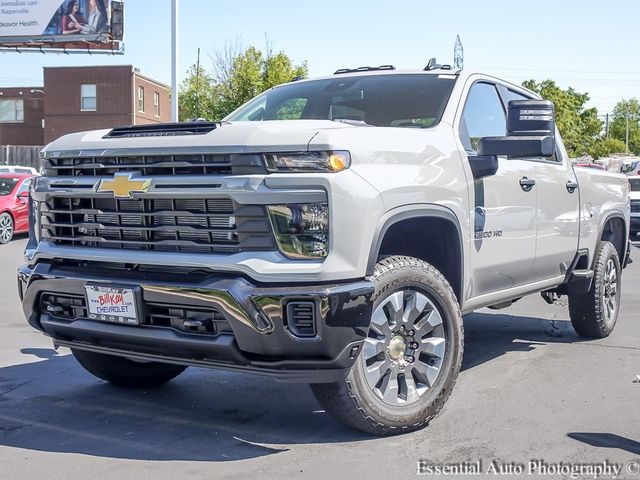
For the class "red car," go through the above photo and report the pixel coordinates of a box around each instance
[0,173,34,244]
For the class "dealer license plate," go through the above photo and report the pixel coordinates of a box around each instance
[84,284,140,325]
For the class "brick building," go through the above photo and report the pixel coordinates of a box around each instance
[0,88,45,146]
[43,65,171,143]
[0,65,170,147]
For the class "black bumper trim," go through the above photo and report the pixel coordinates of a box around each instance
[20,261,374,383]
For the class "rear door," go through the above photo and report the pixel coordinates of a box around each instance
[459,81,538,296]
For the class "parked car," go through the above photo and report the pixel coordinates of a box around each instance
[19,66,631,435]
[629,177,640,239]
[0,165,38,175]
[574,162,605,170]
[0,173,33,243]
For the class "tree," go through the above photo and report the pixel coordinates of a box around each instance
[589,137,627,159]
[178,64,222,121]
[609,98,640,155]
[178,44,308,121]
[522,80,602,157]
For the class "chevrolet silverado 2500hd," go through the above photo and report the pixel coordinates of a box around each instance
[19,66,631,435]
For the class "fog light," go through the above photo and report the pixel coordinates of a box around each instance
[267,203,328,259]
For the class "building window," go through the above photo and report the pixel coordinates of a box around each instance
[154,92,160,116]
[138,86,145,112]
[0,99,24,123]
[81,84,97,111]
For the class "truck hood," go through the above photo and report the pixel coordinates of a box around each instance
[42,120,354,156]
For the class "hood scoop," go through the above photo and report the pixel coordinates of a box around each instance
[105,121,222,138]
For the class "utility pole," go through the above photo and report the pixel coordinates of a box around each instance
[195,47,201,119]
[626,106,630,154]
[171,0,179,122]
[605,113,609,138]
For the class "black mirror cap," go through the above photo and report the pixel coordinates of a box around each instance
[478,135,555,158]
[507,99,555,137]
[469,155,498,179]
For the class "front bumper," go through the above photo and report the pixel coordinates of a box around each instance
[18,261,374,383]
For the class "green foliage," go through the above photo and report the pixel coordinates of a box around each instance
[609,98,640,155]
[178,46,308,121]
[178,64,221,121]
[522,79,602,157]
[589,137,627,159]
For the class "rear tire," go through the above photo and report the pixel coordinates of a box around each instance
[568,241,621,338]
[311,256,463,436]
[0,212,14,244]
[72,349,187,388]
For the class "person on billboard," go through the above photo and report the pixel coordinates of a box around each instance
[81,0,107,34]
[61,1,85,34]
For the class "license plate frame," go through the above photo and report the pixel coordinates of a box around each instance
[84,284,142,325]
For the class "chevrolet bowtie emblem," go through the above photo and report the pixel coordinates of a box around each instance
[97,173,151,198]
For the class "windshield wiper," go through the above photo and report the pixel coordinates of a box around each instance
[332,119,372,127]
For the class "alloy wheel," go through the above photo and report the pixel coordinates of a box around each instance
[361,290,446,406]
[602,258,619,324]
[0,215,13,243]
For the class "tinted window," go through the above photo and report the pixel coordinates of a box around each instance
[227,74,457,129]
[460,83,505,151]
[630,178,640,192]
[0,178,20,196]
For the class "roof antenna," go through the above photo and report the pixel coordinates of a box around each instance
[424,58,442,71]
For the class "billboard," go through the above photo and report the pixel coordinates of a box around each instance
[0,0,123,53]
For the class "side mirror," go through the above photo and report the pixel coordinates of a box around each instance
[469,155,498,180]
[18,190,29,198]
[478,99,556,158]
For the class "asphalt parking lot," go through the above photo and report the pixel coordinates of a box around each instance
[0,237,638,479]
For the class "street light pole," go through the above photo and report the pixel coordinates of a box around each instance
[171,0,179,122]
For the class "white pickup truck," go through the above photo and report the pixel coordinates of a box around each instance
[19,64,631,435]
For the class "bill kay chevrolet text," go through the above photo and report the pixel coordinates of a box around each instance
[19,65,631,435]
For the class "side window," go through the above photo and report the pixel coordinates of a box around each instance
[460,83,506,152]
[17,179,31,196]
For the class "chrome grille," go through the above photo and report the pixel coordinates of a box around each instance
[41,196,275,254]
[631,200,640,213]
[43,153,266,176]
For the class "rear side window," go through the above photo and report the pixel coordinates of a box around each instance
[460,83,506,151]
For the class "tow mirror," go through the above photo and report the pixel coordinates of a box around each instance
[478,99,556,159]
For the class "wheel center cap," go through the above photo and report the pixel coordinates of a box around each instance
[388,335,406,360]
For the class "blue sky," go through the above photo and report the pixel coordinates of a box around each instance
[1,0,638,114]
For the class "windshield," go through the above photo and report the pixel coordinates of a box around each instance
[226,74,457,128]
[0,178,19,196]
[629,178,640,192]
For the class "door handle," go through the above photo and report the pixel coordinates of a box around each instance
[566,180,578,193]
[519,177,536,192]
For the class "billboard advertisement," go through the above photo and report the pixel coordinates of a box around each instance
[0,0,123,52]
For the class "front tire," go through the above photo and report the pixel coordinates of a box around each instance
[0,212,14,244]
[311,256,464,435]
[72,349,187,388]
[568,241,621,338]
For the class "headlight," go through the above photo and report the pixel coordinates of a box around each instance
[264,151,350,173]
[267,203,329,259]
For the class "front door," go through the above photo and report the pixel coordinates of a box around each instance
[459,82,538,297]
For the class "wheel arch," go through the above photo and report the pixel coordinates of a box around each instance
[367,205,464,303]
[596,212,626,267]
